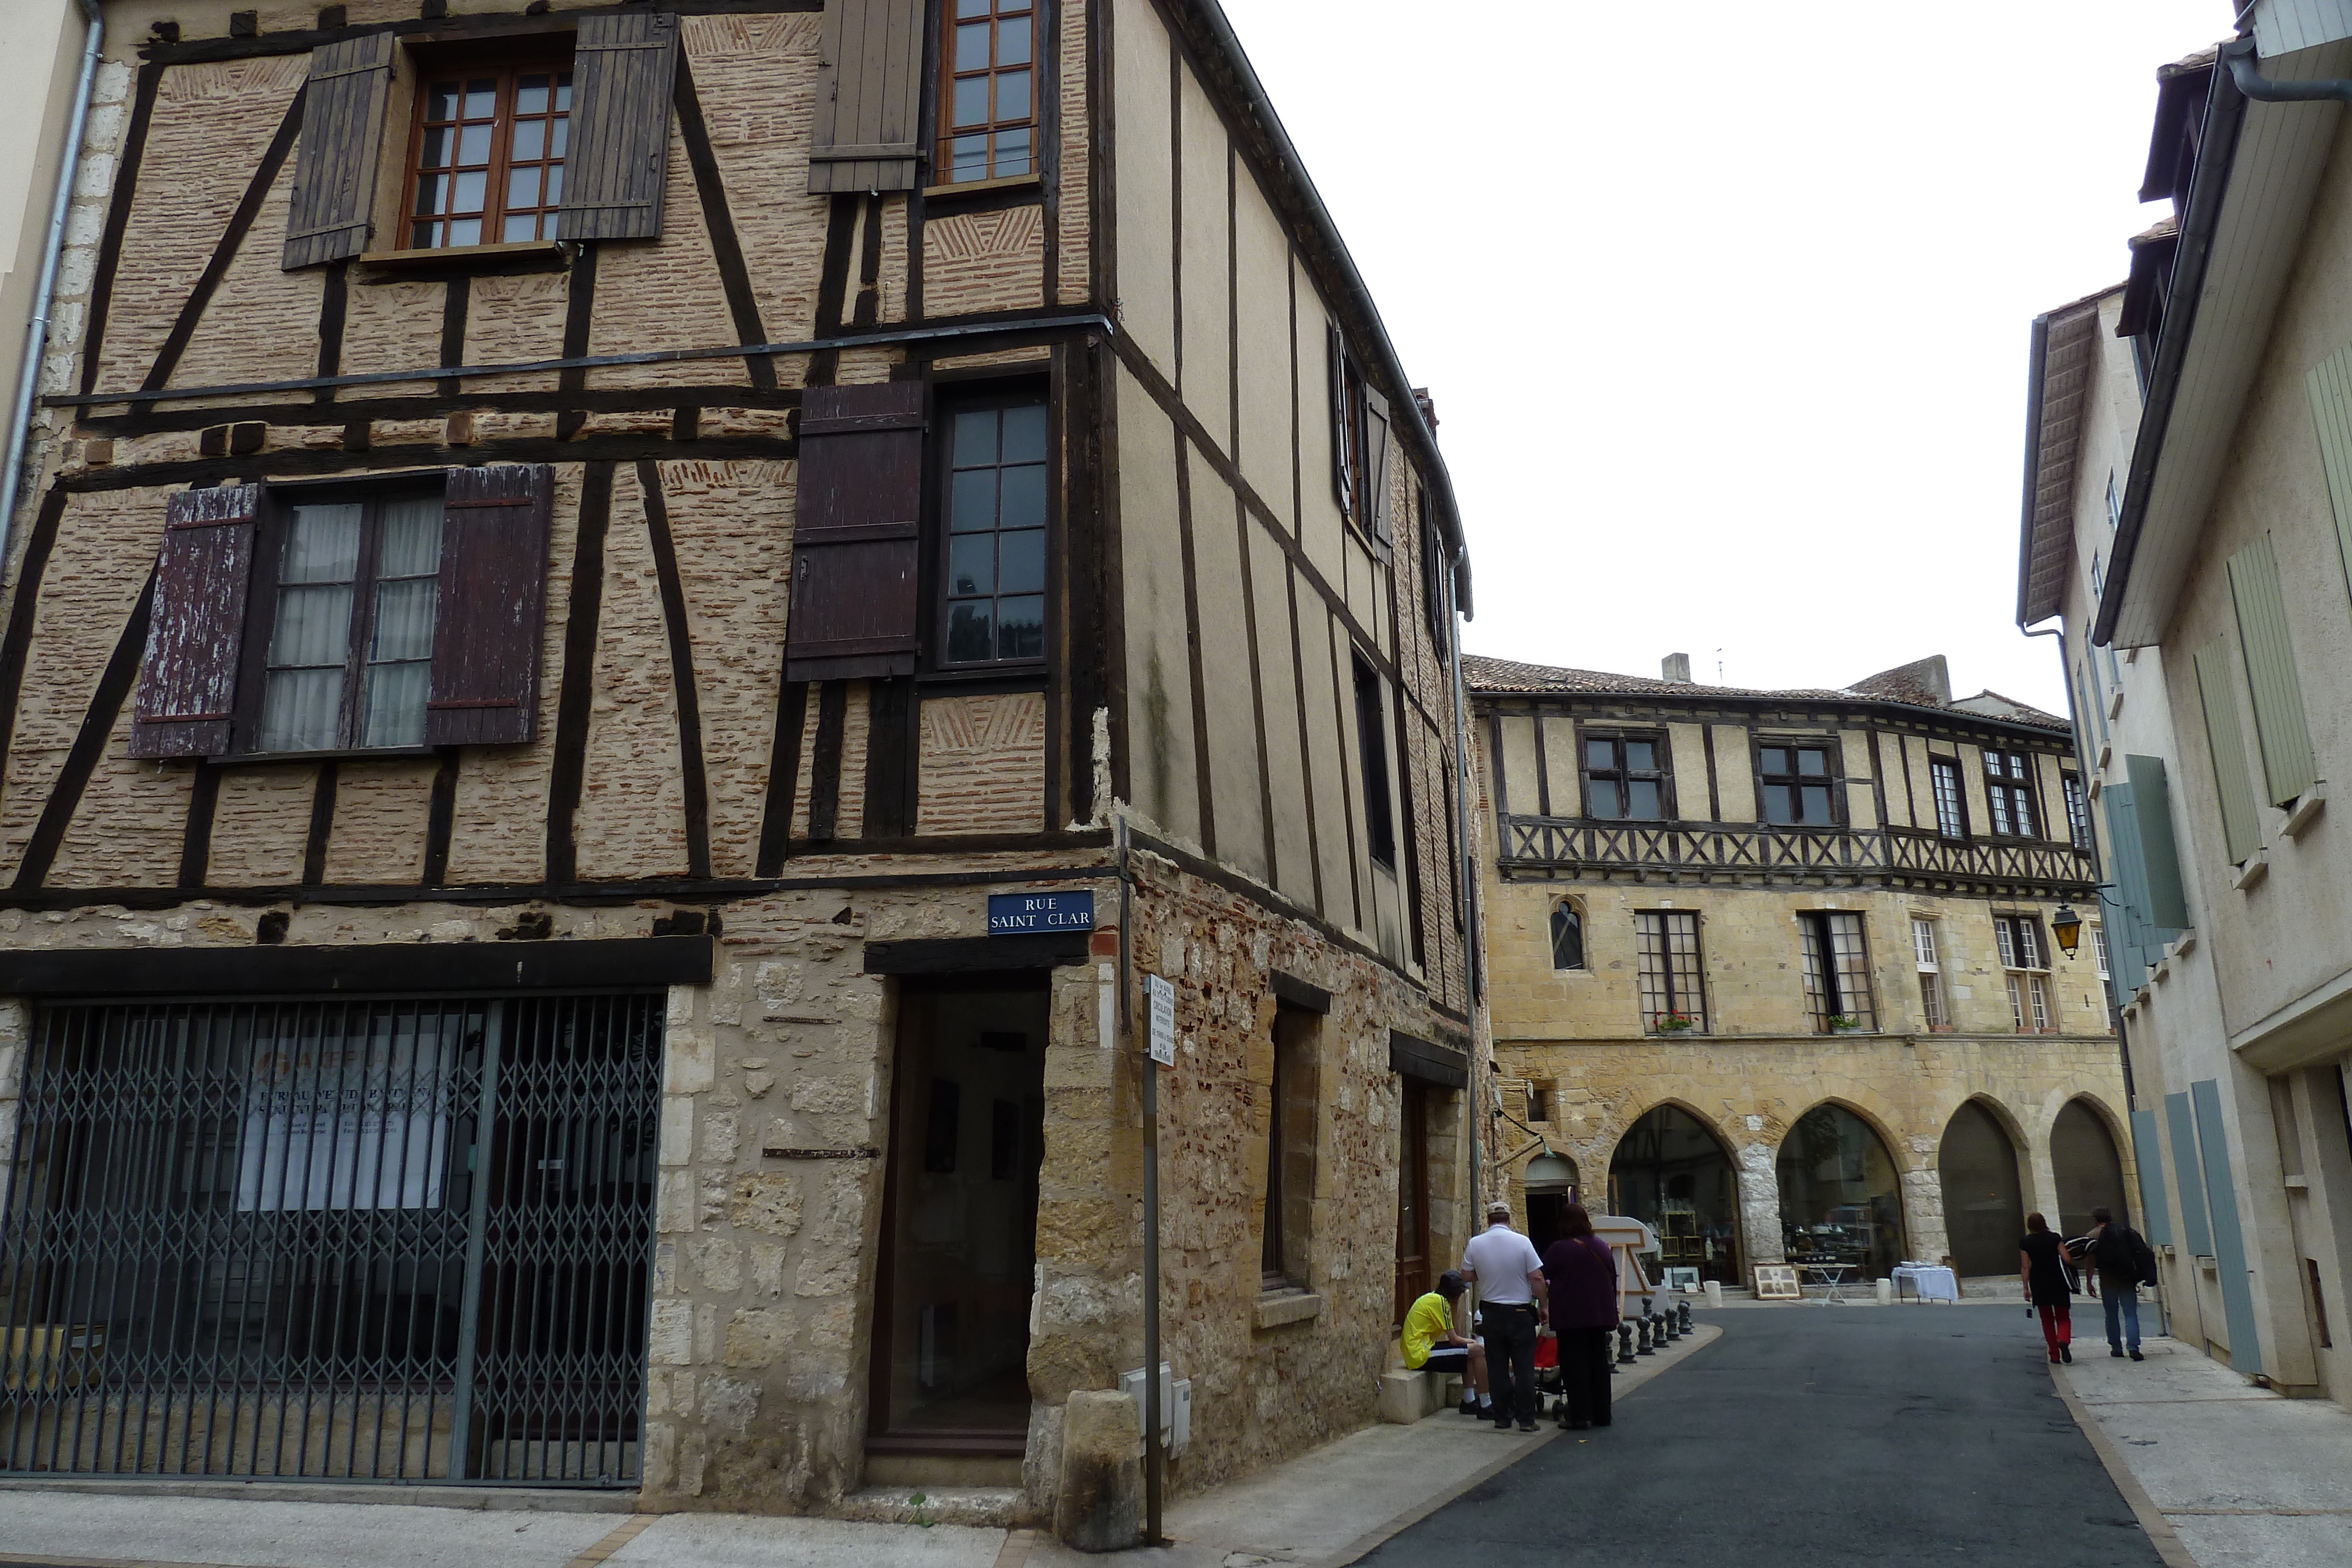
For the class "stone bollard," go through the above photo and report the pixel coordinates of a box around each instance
[1703,1279,1723,1309]
[1658,1309,1676,1343]
[1635,1317,1654,1355]
[1876,1277,1893,1306]
[1616,1321,1634,1366]
[1677,1300,1693,1333]
[1055,1390,1143,1552]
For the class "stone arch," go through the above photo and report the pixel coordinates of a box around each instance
[2052,1095,2132,1240]
[1778,1101,1909,1280]
[1606,1102,1742,1286]
[1937,1098,2027,1276]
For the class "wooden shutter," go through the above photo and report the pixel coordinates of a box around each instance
[2307,343,2352,599]
[1363,386,1393,548]
[1328,323,1355,521]
[786,382,925,682]
[808,0,927,194]
[426,464,554,747]
[2123,754,2191,930]
[2191,638,2264,864]
[557,12,680,242]
[2226,536,2318,804]
[131,486,263,758]
[282,31,396,269]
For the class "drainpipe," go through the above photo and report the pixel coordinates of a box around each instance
[2222,34,2352,106]
[2,0,105,571]
[1444,543,1482,1202]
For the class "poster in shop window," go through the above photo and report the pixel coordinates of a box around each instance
[236,1021,456,1211]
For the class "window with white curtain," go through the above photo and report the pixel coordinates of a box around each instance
[255,487,443,754]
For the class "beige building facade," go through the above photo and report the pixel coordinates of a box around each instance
[1470,654,2135,1292]
[0,0,1479,1537]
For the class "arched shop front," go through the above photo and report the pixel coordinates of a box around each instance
[1938,1100,2026,1277]
[1608,1105,1740,1286]
[1778,1104,1907,1281]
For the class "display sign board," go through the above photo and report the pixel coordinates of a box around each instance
[987,890,1095,935]
[1753,1263,1803,1300]
[1146,974,1175,1066]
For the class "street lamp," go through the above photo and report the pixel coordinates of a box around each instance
[2051,905,2082,957]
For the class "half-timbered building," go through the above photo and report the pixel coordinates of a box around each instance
[0,0,1478,1530]
[1470,653,2137,1296]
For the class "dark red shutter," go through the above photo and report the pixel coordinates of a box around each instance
[1364,385,1393,548]
[786,382,925,683]
[131,486,263,759]
[426,464,554,747]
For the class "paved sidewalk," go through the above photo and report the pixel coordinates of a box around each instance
[0,1326,1720,1568]
[2057,1335,2352,1568]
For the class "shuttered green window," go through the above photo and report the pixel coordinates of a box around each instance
[2192,638,2264,865]
[2304,342,2352,599]
[2226,536,2317,804]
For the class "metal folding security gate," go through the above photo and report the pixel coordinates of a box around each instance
[0,992,663,1484]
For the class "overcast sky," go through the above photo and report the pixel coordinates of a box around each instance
[1217,1,2232,713]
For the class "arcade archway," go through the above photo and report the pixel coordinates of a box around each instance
[1608,1105,1739,1286]
[1939,1100,2025,1276]
[1778,1104,1907,1281]
[2053,1098,2129,1241]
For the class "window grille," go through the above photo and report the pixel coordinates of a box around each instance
[1635,912,1706,1034]
[1798,912,1876,1033]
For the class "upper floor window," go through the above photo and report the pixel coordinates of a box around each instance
[2062,773,2092,850]
[941,0,1036,183]
[1929,756,1967,840]
[942,399,1048,666]
[2106,471,2122,531]
[405,60,573,250]
[1327,329,1395,549]
[1583,734,1666,821]
[1798,911,1876,1033]
[1994,913,2052,1032]
[1758,742,1836,826]
[1352,655,1397,870]
[1984,751,2039,838]
[1912,917,1948,1029]
[2092,925,2110,981]
[259,489,444,751]
[1635,911,1706,1034]
[1550,901,1585,970]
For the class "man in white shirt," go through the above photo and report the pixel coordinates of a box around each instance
[1461,1200,1548,1432]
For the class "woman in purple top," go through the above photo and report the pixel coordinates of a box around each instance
[1541,1203,1620,1431]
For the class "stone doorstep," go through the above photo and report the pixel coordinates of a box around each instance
[830,1485,1025,1530]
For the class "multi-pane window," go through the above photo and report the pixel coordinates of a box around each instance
[943,400,1047,664]
[1984,751,2040,838]
[1583,734,1666,820]
[406,62,572,249]
[2062,773,2092,850]
[2093,925,2110,981]
[1995,914,2052,1032]
[257,491,443,753]
[1550,901,1585,970]
[1912,917,1948,1029]
[1798,912,1876,1033]
[1352,656,1396,870]
[1758,743,1836,825]
[1929,757,1967,839]
[1635,912,1706,1034]
[941,0,1036,184]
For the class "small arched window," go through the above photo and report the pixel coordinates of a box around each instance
[1551,901,1585,970]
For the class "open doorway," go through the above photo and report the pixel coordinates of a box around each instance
[869,978,1047,1454]
[1609,1105,1739,1285]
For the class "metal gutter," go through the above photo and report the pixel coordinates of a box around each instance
[2,0,106,569]
[2094,42,2251,647]
[1165,0,1472,615]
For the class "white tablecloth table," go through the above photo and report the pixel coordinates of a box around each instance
[1892,1263,1960,1302]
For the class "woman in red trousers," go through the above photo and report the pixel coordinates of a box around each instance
[2021,1212,2076,1363]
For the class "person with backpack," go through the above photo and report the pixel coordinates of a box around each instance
[2076,1206,2159,1360]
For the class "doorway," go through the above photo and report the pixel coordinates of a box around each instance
[870,979,1047,1452]
[1608,1106,1739,1285]
[2052,1099,2129,1242]
[1939,1101,2026,1276]
[1395,1079,1429,1326]
[1778,1104,1907,1281]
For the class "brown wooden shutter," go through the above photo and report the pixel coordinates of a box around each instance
[426,464,555,747]
[557,12,680,242]
[809,0,928,194]
[1364,385,1394,548]
[282,31,396,269]
[131,486,263,758]
[1328,323,1355,521]
[786,382,926,682]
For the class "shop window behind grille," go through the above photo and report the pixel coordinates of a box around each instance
[1798,912,1876,1033]
[0,993,663,1485]
[1635,911,1706,1034]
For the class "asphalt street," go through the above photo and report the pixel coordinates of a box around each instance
[1362,1305,2163,1568]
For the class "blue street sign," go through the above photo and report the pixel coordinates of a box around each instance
[988,891,1095,935]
